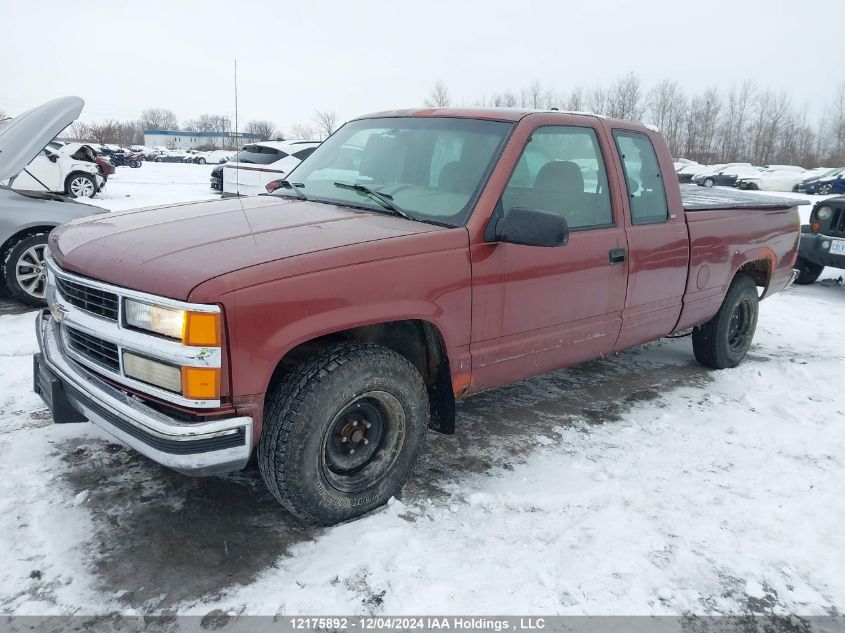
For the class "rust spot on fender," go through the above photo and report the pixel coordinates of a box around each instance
[452,372,472,397]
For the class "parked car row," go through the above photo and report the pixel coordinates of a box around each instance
[675,161,845,193]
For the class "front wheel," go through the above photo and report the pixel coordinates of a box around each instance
[2,232,49,306]
[258,342,429,525]
[692,275,759,369]
[794,257,823,285]
[197,157,206,164]
[819,183,833,195]
[65,173,97,198]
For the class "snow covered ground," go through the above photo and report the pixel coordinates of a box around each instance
[0,165,843,618]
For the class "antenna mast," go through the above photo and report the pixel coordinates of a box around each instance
[234,58,239,195]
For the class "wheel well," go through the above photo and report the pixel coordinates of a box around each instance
[1,226,54,262]
[736,258,771,292]
[269,320,456,434]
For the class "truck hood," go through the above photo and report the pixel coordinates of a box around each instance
[50,195,445,299]
[0,97,84,180]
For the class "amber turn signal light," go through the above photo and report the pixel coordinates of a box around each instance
[182,367,220,400]
[810,222,821,232]
[183,312,221,346]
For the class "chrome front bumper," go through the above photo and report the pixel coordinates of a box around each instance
[34,311,253,475]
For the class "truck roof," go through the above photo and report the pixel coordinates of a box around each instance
[354,107,607,123]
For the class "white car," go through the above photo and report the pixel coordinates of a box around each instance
[223,140,320,196]
[736,169,808,192]
[2,142,105,198]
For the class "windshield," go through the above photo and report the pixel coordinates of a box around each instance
[282,117,513,226]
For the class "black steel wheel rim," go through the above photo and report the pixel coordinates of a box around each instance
[321,390,406,493]
[728,298,753,351]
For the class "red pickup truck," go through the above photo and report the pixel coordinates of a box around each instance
[33,107,801,524]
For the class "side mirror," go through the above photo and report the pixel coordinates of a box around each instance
[45,152,58,163]
[492,207,569,247]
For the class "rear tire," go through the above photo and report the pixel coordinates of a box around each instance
[692,275,759,369]
[819,183,833,195]
[258,342,429,525]
[794,257,823,285]
[2,232,50,306]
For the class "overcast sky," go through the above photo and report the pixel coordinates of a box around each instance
[0,0,840,132]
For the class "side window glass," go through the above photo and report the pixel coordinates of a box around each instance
[613,131,669,224]
[500,126,613,230]
[293,147,317,160]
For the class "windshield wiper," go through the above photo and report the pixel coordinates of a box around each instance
[333,182,414,221]
[272,180,307,200]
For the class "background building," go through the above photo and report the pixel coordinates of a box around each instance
[142,129,263,150]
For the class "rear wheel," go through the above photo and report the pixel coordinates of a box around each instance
[794,257,823,285]
[258,342,429,525]
[2,232,49,306]
[692,275,759,369]
[197,157,207,165]
[819,183,833,195]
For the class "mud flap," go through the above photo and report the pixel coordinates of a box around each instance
[32,353,88,423]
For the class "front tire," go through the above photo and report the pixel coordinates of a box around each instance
[2,232,49,306]
[794,257,823,285]
[258,342,429,525]
[197,157,207,165]
[65,173,97,198]
[819,183,833,195]
[703,177,715,188]
[692,275,759,369]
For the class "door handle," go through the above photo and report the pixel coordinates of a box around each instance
[609,248,627,265]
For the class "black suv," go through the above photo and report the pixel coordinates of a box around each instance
[796,196,845,284]
[210,164,223,191]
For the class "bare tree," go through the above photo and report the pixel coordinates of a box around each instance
[607,73,643,121]
[490,90,518,108]
[564,86,585,112]
[585,86,609,116]
[188,113,231,134]
[647,79,687,157]
[289,123,317,140]
[67,120,91,141]
[425,80,451,108]
[87,119,122,144]
[245,120,278,141]
[313,110,338,139]
[140,108,178,131]
[526,80,544,109]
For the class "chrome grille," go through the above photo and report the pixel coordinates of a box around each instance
[56,276,119,321]
[65,327,120,372]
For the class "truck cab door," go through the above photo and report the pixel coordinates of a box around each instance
[610,129,689,351]
[468,120,629,393]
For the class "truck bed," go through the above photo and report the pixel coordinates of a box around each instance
[681,184,810,211]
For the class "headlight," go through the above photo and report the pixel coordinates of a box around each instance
[124,299,220,346]
[125,300,185,339]
[816,205,833,221]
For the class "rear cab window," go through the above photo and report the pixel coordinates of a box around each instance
[613,131,669,225]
